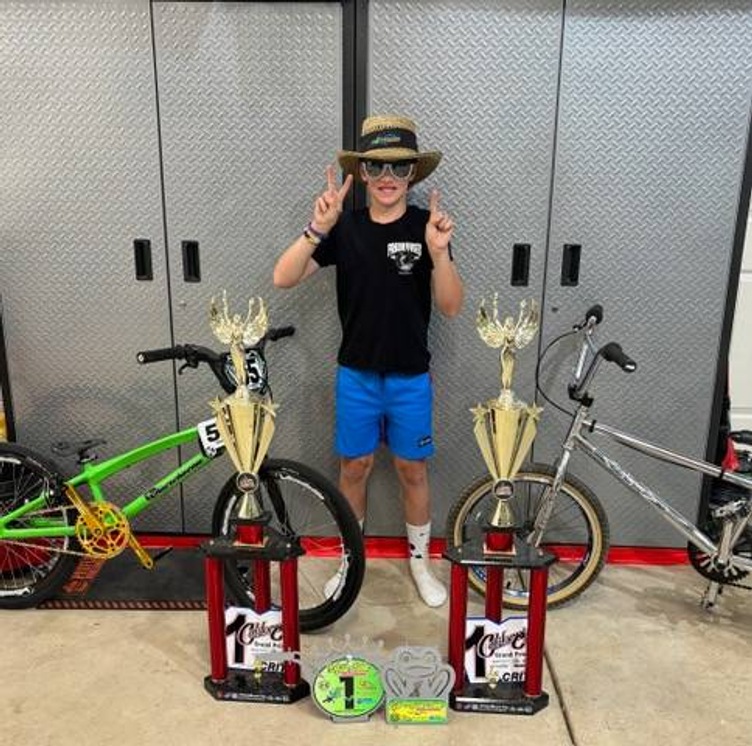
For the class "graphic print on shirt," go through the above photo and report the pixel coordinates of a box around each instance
[387,242,422,275]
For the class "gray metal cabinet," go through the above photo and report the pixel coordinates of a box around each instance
[536,0,752,545]
[0,0,347,532]
[368,0,752,544]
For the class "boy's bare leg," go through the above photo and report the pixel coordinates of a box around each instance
[394,456,447,607]
[323,455,372,599]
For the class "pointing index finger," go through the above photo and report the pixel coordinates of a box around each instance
[429,189,440,215]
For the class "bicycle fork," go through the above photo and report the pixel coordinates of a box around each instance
[529,408,587,545]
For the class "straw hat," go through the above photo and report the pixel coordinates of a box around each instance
[338,115,442,184]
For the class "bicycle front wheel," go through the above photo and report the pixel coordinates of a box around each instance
[212,459,365,632]
[0,444,78,608]
[446,463,609,610]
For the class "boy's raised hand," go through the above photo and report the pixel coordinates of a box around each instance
[312,165,353,235]
[425,189,454,259]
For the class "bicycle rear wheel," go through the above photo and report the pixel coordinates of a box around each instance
[212,458,365,632]
[446,463,609,610]
[0,444,77,608]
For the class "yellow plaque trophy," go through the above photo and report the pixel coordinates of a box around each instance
[444,296,555,716]
[472,295,542,553]
[203,293,309,705]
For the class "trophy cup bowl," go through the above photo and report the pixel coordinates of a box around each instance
[473,296,542,553]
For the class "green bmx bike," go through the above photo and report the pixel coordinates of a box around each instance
[0,324,364,631]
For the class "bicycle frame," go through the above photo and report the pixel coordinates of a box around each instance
[541,403,752,572]
[0,426,217,542]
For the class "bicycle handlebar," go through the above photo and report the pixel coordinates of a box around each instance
[567,308,637,403]
[136,326,296,393]
[600,341,637,373]
[266,326,295,343]
[576,304,604,329]
[137,345,195,365]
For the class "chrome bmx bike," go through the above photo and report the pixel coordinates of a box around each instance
[0,300,364,631]
[446,304,752,611]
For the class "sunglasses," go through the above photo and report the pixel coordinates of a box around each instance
[361,160,416,181]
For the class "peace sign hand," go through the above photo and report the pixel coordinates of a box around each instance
[425,190,454,259]
[312,165,353,235]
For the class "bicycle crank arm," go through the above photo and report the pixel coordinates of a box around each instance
[128,535,154,570]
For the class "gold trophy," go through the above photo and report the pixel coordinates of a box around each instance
[471,295,542,552]
[208,292,277,531]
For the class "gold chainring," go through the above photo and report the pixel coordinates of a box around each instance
[75,502,130,559]
[64,486,154,568]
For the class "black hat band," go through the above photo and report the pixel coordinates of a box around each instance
[359,127,418,153]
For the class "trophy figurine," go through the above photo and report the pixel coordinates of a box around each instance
[208,292,276,533]
[472,295,542,553]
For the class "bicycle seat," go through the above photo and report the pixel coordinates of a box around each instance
[51,438,107,462]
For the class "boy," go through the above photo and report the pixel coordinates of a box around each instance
[273,115,463,606]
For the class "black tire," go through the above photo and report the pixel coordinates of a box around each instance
[445,463,609,610]
[0,444,78,608]
[212,459,365,632]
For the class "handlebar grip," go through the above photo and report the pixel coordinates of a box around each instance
[268,326,295,342]
[584,304,604,326]
[136,346,185,364]
[601,342,637,372]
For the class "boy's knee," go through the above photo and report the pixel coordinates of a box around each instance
[340,454,374,483]
[394,458,428,489]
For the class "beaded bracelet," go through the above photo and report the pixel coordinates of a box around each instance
[302,227,321,247]
[306,222,328,241]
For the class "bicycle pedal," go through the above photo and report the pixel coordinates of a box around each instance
[149,547,174,564]
[731,430,752,446]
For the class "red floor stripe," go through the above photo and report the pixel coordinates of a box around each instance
[136,534,690,564]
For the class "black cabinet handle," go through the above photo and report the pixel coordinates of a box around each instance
[511,243,531,287]
[182,240,201,283]
[133,239,153,281]
[561,243,581,286]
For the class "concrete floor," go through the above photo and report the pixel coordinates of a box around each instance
[2,560,751,746]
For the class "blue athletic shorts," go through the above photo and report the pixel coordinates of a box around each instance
[335,365,434,461]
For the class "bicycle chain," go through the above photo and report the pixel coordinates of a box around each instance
[1,504,96,557]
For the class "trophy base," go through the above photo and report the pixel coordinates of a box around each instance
[204,670,310,704]
[450,683,549,716]
[203,532,304,562]
[444,536,556,569]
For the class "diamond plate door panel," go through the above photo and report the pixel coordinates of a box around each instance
[368,0,563,534]
[0,1,182,531]
[152,2,344,532]
[539,1,752,545]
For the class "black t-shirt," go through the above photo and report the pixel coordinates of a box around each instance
[312,205,437,373]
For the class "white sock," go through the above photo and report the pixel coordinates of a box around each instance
[406,522,446,608]
[324,517,364,599]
